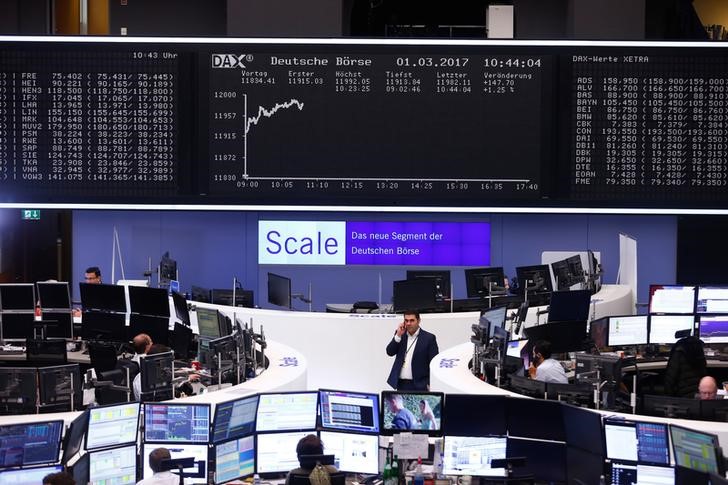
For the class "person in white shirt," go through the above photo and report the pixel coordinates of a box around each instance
[137,447,180,485]
[131,333,153,364]
[528,340,568,384]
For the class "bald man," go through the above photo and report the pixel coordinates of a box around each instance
[698,376,719,400]
[132,333,153,364]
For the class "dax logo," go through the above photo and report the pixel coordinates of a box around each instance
[212,53,247,69]
[439,358,460,368]
[279,356,299,367]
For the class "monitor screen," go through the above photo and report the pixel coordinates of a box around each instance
[79,283,127,313]
[80,312,128,342]
[140,351,175,396]
[86,402,140,451]
[318,389,379,434]
[515,264,553,296]
[0,367,38,411]
[547,289,591,323]
[642,395,701,420]
[381,391,444,435]
[190,286,211,303]
[589,317,608,350]
[211,289,255,308]
[697,286,728,314]
[670,424,722,475]
[142,443,208,485]
[506,340,528,359]
[0,313,35,340]
[89,444,137,485]
[255,431,311,474]
[481,305,507,339]
[256,392,318,433]
[550,256,584,290]
[170,322,194,360]
[212,395,259,444]
[603,419,669,465]
[444,394,506,437]
[392,279,438,313]
[318,431,379,475]
[129,314,170,346]
[0,283,35,311]
[505,397,565,441]
[465,267,506,298]
[608,315,649,347]
[699,316,728,344]
[195,307,222,339]
[442,436,507,477]
[37,282,71,309]
[267,273,291,309]
[566,447,604,485]
[62,410,89,465]
[38,364,81,407]
[406,270,451,299]
[171,291,191,325]
[506,438,565,484]
[562,404,604,456]
[144,403,211,443]
[40,311,74,339]
[0,465,64,485]
[0,420,64,467]
[128,286,170,317]
[649,315,695,344]
[649,285,696,314]
[215,435,255,484]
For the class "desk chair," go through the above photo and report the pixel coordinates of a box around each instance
[88,342,118,373]
[289,472,346,485]
[26,338,68,366]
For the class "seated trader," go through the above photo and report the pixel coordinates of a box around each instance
[43,472,76,485]
[74,266,103,317]
[664,336,707,398]
[385,393,417,430]
[137,447,180,485]
[698,375,719,400]
[386,310,439,391]
[528,340,568,384]
[132,333,153,364]
[286,434,338,485]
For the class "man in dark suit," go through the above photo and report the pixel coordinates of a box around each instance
[386,310,439,390]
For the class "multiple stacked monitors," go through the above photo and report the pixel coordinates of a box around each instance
[256,392,318,432]
[86,402,141,451]
[464,267,506,298]
[319,389,379,434]
[380,391,443,435]
[0,420,63,467]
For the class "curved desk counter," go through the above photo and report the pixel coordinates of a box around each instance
[431,342,728,451]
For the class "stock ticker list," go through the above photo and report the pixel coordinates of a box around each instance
[572,54,728,202]
[207,52,546,201]
[0,48,178,198]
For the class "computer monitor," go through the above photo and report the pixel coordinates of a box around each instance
[142,443,208,485]
[88,444,137,485]
[0,465,64,485]
[37,282,71,309]
[551,256,584,290]
[255,431,311,475]
[214,435,255,484]
[700,398,728,422]
[547,289,591,323]
[649,285,696,314]
[442,436,507,477]
[318,431,379,475]
[506,439,566,484]
[508,374,545,398]
[159,252,178,286]
[190,285,211,303]
[0,367,38,413]
[38,364,81,409]
[0,420,64,467]
[697,286,728,314]
[575,353,622,383]
[86,402,141,451]
[406,270,451,300]
[318,389,379,434]
[26,338,67,366]
[0,283,35,311]
[670,424,723,475]
[170,322,194,360]
[465,267,507,298]
[603,418,669,465]
[0,313,35,340]
[608,315,649,347]
[566,447,605,485]
[129,314,170,346]
[144,403,210,443]
[211,289,255,308]
[40,312,74,339]
[171,291,191,325]
[506,397,565,441]
[212,395,259,444]
[515,264,553,296]
[392,279,438,313]
[139,351,175,401]
[195,307,222,339]
[505,339,528,359]
[480,305,507,339]
[256,391,318,433]
[589,317,608,350]
[524,320,588,354]
[79,283,127,313]
[61,409,89,465]
[128,286,170,317]
[267,273,292,309]
[380,391,444,435]
[649,315,695,344]
[698,316,728,344]
[444,394,506,437]
[561,403,605,456]
[80,312,128,342]
[642,395,701,420]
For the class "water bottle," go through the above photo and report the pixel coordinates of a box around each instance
[413,456,424,485]
[435,452,445,480]
[254,473,261,485]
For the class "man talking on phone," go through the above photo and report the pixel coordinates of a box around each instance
[386,310,439,391]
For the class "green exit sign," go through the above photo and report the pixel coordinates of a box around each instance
[21,209,41,220]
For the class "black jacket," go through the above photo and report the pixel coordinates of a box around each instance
[663,336,707,398]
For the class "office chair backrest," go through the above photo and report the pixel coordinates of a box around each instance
[289,471,346,485]
[26,338,68,365]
